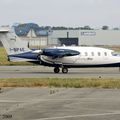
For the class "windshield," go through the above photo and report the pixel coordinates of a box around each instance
[111,52,120,56]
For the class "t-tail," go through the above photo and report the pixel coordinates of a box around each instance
[0,27,39,62]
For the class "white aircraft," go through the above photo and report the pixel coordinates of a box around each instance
[0,27,120,73]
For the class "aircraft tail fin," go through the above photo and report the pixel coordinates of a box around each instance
[0,27,31,56]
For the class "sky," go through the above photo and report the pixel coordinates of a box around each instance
[0,0,120,28]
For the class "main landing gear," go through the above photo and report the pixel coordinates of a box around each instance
[54,67,68,74]
[62,67,68,73]
[54,67,60,73]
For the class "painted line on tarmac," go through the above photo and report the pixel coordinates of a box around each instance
[34,112,120,120]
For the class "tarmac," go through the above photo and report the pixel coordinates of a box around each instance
[1,66,120,120]
[1,88,120,120]
[0,66,120,78]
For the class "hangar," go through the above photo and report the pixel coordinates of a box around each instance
[49,29,120,46]
[8,23,120,48]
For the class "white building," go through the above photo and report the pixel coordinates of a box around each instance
[19,29,48,48]
[18,28,120,48]
[79,30,120,46]
[49,30,120,46]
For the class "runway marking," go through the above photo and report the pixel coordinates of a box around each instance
[34,112,120,120]
[0,98,106,103]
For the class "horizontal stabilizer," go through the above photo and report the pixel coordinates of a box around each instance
[0,28,9,33]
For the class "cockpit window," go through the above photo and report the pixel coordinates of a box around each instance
[112,52,120,56]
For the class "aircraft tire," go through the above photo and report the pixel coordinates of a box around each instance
[54,67,60,73]
[62,67,68,74]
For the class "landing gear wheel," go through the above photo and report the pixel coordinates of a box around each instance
[62,67,68,74]
[54,67,60,73]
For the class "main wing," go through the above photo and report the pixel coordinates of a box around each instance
[40,48,80,59]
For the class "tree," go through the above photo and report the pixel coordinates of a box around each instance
[102,26,109,30]
[113,28,119,30]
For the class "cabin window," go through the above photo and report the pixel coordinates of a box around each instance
[91,52,94,56]
[98,52,101,56]
[104,52,107,56]
[85,52,88,56]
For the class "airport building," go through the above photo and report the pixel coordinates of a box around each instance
[13,23,50,48]
[18,29,49,48]
[12,23,120,48]
[49,30,120,46]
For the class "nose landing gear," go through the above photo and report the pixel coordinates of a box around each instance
[54,67,68,74]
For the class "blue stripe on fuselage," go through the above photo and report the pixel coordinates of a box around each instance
[8,51,39,60]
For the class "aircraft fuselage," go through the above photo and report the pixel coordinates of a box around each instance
[40,46,120,69]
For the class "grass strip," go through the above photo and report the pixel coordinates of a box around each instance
[0,47,32,65]
[0,78,120,88]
